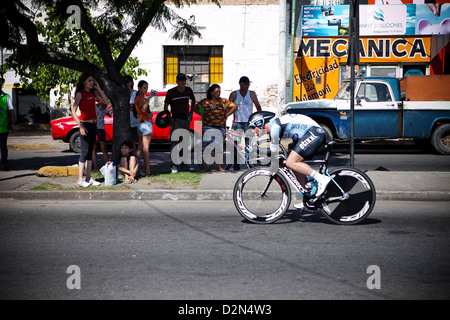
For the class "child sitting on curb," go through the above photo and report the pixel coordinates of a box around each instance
[117,140,138,183]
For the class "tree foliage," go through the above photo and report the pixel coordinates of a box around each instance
[1,0,220,157]
[4,5,148,106]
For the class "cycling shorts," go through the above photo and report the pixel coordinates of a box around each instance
[292,126,325,160]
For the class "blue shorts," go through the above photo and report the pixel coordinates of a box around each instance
[138,120,153,136]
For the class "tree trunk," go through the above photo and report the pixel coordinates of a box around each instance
[104,81,131,162]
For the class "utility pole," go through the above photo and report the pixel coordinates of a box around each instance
[279,0,287,111]
[347,0,360,167]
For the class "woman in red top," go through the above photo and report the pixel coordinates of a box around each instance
[135,80,156,176]
[72,73,109,187]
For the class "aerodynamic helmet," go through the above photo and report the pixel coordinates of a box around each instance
[247,111,276,129]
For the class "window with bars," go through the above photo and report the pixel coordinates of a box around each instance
[164,46,223,100]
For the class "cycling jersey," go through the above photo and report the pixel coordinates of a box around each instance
[269,114,319,149]
[269,114,324,159]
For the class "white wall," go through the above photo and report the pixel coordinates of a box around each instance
[132,4,280,112]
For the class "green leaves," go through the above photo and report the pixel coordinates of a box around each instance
[2,0,220,106]
[4,2,147,105]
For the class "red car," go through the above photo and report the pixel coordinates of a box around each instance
[51,91,202,153]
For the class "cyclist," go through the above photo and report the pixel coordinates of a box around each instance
[247,111,331,210]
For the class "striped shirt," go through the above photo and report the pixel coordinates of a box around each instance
[164,86,195,115]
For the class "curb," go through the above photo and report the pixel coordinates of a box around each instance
[0,189,449,202]
[37,166,78,177]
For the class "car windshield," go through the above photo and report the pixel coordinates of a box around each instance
[149,95,165,112]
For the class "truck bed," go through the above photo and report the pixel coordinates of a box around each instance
[400,75,450,101]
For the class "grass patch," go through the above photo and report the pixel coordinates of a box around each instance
[143,170,203,188]
[32,181,122,191]
[32,182,64,190]
[32,170,203,190]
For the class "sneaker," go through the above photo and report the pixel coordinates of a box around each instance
[171,166,178,174]
[88,177,101,186]
[77,179,91,188]
[315,174,331,198]
[293,202,305,212]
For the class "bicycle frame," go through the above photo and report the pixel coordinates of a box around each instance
[262,142,348,205]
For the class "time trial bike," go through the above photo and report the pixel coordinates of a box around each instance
[233,141,376,225]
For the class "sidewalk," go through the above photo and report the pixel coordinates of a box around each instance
[1,130,449,202]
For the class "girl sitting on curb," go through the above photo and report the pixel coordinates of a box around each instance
[117,140,138,184]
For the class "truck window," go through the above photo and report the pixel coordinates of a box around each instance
[335,82,352,100]
[357,83,392,103]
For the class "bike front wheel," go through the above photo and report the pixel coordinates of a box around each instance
[320,167,376,225]
[233,169,291,224]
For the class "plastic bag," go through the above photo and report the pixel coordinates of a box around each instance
[100,161,116,186]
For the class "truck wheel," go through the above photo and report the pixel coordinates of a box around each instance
[431,124,450,155]
[69,131,81,153]
[319,123,334,143]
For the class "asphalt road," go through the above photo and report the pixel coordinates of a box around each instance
[1,200,449,301]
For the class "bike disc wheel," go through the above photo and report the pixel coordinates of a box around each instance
[233,169,291,224]
[321,167,376,225]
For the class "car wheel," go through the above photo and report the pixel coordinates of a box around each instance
[69,131,81,153]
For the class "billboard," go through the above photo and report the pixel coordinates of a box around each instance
[300,3,450,36]
[292,36,431,102]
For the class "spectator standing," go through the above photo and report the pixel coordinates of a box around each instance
[228,76,262,170]
[135,80,155,176]
[0,78,14,171]
[92,102,110,172]
[124,75,139,155]
[71,73,109,187]
[164,73,196,173]
[196,84,237,172]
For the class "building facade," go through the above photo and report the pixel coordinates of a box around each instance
[132,0,282,112]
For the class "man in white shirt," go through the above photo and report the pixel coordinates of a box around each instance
[228,76,262,170]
